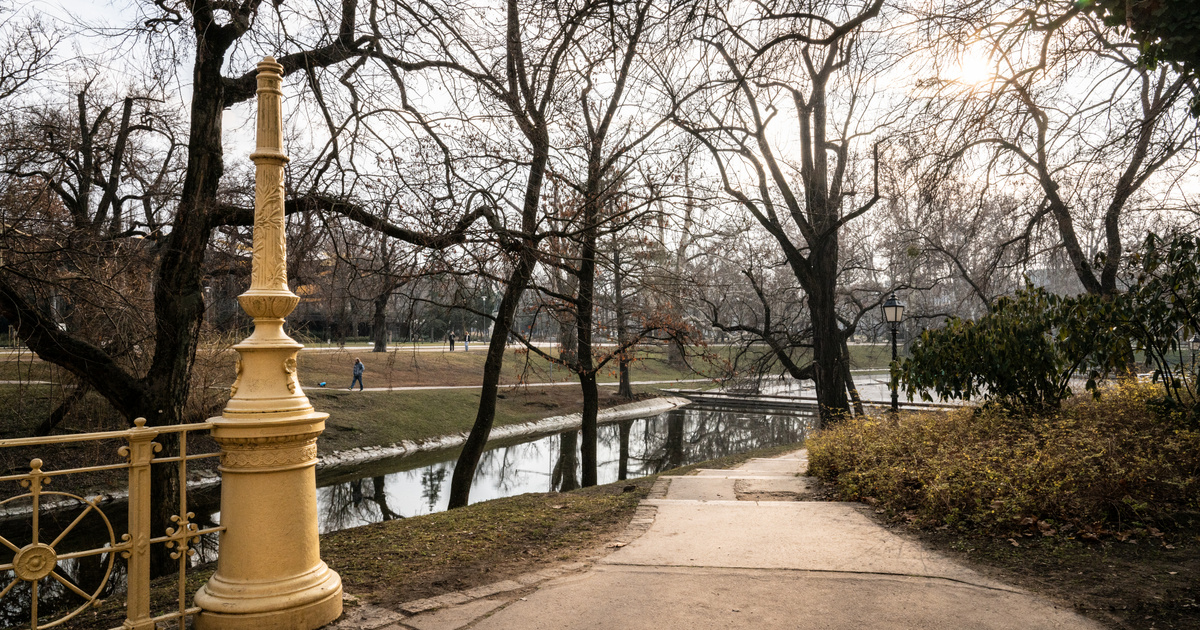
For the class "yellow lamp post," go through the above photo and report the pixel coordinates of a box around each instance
[194,57,343,630]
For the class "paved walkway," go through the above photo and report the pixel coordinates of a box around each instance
[334,450,1101,630]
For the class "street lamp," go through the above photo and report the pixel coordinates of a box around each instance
[882,292,905,414]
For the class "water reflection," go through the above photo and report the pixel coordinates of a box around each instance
[0,554,123,629]
[551,431,579,492]
[617,420,631,481]
[316,404,813,533]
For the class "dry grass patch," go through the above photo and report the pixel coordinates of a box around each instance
[808,382,1200,535]
[321,477,653,607]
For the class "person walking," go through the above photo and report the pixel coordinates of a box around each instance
[350,358,365,391]
[464,332,469,352]
[448,332,456,352]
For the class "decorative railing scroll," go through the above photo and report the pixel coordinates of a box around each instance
[0,419,221,629]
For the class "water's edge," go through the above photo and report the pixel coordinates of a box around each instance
[0,396,691,519]
[318,396,691,471]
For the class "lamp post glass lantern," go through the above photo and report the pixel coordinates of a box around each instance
[882,293,904,414]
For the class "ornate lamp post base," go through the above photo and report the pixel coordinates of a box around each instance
[193,412,343,630]
[195,560,342,630]
[196,57,342,630]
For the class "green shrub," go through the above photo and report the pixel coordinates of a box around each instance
[808,383,1200,535]
[898,286,1089,410]
[898,232,1200,420]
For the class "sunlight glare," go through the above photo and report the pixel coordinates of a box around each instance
[949,46,994,88]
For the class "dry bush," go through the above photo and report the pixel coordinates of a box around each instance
[808,382,1200,536]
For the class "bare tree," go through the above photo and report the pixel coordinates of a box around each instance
[912,1,1199,296]
[0,0,404,575]
[672,0,891,425]
[355,0,606,507]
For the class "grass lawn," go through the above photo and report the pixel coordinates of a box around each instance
[0,344,711,439]
[323,476,654,607]
[292,344,721,389]
[0,341,894,392]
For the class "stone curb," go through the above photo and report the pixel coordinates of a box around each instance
[647,477,671,500]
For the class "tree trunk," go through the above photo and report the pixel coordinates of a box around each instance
[614,249,633,399]
[807,256,849,428]
[372,291,390,352]
[617,419,632,480]
[617,353,633,399]
[448,113,549,507]
[578,372,599,487]
[576,199,599,487]
[557,275,578,366]
[136,20,235,576]
[667,337,685,368]
[447,245,539,508]
[664,414,684,470]
[36,383,90,436]
[842,339,864,417]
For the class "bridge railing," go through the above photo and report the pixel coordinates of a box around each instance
[0,419,222,629]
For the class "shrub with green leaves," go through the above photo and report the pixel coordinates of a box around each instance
[807,383,1200,535]
[1123,232,1200,414]
[897,285,1126,410]
[899,232,1200,418]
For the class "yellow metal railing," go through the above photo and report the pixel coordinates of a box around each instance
[0,419,222,629]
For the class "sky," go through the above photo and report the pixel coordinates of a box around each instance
[11,0,1199,237]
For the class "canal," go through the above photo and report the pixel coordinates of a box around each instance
[313,402,814,531]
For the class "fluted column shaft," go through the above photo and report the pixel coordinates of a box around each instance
[195,56,343,630]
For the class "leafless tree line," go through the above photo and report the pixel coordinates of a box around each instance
[0,0,1195,520]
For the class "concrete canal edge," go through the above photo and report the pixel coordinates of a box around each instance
[316,396,692,471]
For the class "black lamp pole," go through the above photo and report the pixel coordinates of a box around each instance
[882,292,905,416]
[890,321,899,414]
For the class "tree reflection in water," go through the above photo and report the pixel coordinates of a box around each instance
[617,420,632,481]
[0,552,125,628]
[320,475,403,532]
[314,404,813,533]
[550,431,579,492]
[420,469,445,513]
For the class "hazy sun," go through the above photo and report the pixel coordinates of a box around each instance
[948,47,994,87]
